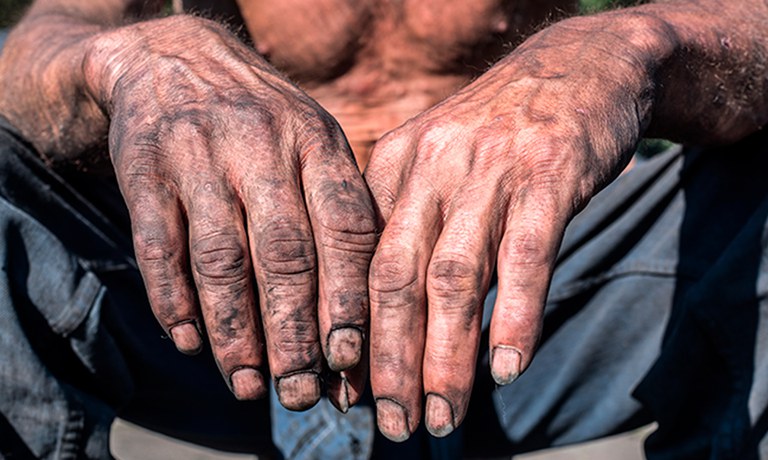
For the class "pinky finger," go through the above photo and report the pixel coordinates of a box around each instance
[489,214,566,385]
[129,187,203,354]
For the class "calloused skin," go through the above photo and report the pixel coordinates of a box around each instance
[1,0,767,443]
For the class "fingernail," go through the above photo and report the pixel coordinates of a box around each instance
[331,374,350,414]
[327,327,363,371]
[230,367,266,400]
[491,345,522,385]
[425,394,455,438]
[169,322,202,354]
[376,398,410,442]
[277,372,321,411]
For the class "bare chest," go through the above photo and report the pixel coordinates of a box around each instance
[233,0,570,83]
[184,0,574,166]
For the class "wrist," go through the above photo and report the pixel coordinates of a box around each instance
[83,14,268,116]
[522,11,678,133]
[81,16,196,115]
[0,25,109,162]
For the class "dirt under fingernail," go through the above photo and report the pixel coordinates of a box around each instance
[376,398,410,442]
[425,393,455,438]
[491,345,522,385]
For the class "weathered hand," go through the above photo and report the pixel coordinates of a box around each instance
[84,16,376,410]
[364,15,664,440]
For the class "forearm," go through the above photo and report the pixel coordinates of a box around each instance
[640,0,768,144]
[503,0,767,148]
[0,0,165,164]
[590,0,768,145]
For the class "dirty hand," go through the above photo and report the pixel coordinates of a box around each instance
[365,14,662,440]
[85,16,376,411]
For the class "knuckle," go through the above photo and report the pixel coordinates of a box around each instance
[371,128,406,157]
[505,229,553,269]
[236,101,279,133]
[316,210,378,257]
[208,305,252,344]
[415,119,454,153]
[191,231,249,285]
[134,237,170,265]
[257,221,317,279]
[424,346,468,371]
[427,256,482,305]
[312,110,343,139]
[118,153,171,193]
[133,227,176,267]
[371,348,410,377]
[274,321,318,348]
[120,154,158,182]
[369,251,419,299]
[153,304,184,326]
[132,227,193,325]
[296,110,347,155]
[473,130,509,162]
[320,222,378,251]
[169,110,217,139]
[145,273,183,310]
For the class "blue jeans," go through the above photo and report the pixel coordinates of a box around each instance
[0,120,276,458]
[472,132,768,459]
[1,114,768,459]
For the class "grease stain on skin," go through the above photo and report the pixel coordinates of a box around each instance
[214,304,248,339]
[335,291,367,318]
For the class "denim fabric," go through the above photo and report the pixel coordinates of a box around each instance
[465,132,768,459]
[0,117,419,460]
[270,387,374,459]
[0,119,275,459]
[269,386,464,460]
[2,106,768,460]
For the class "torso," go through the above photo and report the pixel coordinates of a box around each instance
[183,0,577,167]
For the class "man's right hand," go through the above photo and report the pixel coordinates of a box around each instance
[33,14,377,411]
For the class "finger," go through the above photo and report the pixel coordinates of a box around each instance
[369,183,442,442]
[302,128,378,374]
[326,349,368,414]
[244,170,323,411]
[422,182,503,438]
[186,179,266,401]
[489,193,567,386]
[127,180,203,355]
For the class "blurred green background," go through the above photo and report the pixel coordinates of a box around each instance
[1,0,636,28]
[580,0,637,13]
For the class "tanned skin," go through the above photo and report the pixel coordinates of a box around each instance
[0,0,766,442]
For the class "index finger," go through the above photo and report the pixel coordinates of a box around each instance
[300,121,378,406]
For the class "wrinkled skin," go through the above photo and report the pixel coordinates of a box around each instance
[1,8,378,411]
[363,2,768,435]
[364,15,657,439]
[361,3,768,438]
[2,0,768,442]
[88,17,380,410]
